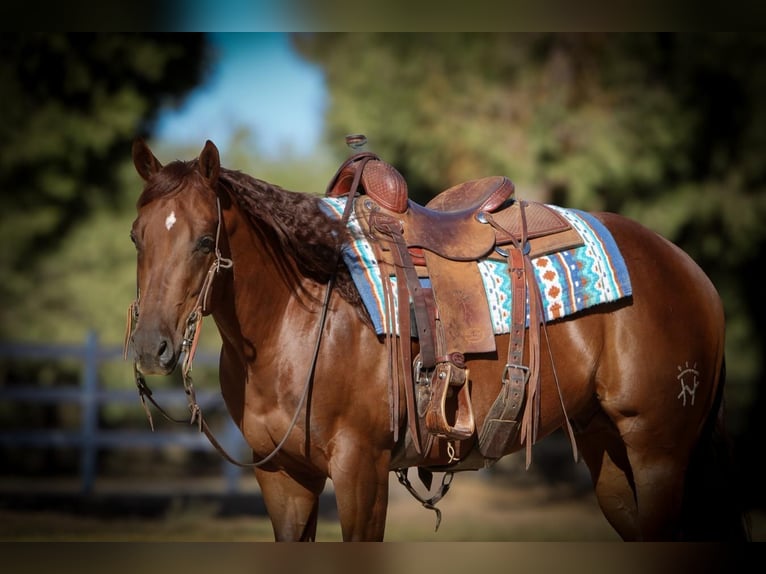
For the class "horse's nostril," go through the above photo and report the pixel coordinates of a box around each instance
[157,338,175,368]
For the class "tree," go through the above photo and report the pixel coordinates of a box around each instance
[0,33,209,342]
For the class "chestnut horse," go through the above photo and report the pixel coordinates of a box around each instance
[126,139,748,541]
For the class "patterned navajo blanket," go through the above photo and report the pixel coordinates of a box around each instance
[320,197,632,336]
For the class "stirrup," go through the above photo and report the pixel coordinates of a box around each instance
[424,361,475,440]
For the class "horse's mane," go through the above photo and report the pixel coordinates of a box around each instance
[138,159,371,327]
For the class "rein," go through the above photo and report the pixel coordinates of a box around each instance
[125,168,365,469]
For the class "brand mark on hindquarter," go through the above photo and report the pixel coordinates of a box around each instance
[677,361,700,406]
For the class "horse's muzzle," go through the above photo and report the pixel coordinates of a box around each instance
[131,332,179,375]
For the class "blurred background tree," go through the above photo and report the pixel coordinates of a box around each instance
[0,33,213,478]
[0,33,208,344]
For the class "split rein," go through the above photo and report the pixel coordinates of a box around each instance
[124,170,363,469]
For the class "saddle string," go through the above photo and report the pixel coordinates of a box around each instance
[522,259,578,463]
[379,248,400,442]
[521,250,543,467]
[370,212,429,455]
[540,309,579,462]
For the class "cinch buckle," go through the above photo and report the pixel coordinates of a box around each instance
[502,363,530,385]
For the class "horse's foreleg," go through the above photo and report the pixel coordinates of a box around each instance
[254,466,326,541]
[329,442,391,541]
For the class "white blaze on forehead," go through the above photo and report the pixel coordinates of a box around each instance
[165,211,177,230]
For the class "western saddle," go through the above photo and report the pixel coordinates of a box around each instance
[326,142,583,470]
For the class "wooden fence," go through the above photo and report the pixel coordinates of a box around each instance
[0,331,249,495]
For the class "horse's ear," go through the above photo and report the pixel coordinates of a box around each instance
[132,138,163,181]
[199,140,220,186]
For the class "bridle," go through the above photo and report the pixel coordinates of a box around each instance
[123,195,245,462]
[124,164,364,468]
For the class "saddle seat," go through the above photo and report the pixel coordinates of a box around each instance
[426,176,513,213]
[402,178,513,261]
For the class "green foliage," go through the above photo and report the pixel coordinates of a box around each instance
[0,33,208,342]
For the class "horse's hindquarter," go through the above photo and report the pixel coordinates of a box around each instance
[588,212,725,443]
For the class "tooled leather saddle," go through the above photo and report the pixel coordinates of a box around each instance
[326,146,583,470]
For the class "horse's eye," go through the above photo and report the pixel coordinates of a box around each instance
[197,236,215,254]
[129,230,138,248]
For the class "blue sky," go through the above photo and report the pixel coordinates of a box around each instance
[155,33,326,158]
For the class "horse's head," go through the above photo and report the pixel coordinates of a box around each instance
[128,139,229,375]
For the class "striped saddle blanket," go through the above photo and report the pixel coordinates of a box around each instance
[321,197,632,335]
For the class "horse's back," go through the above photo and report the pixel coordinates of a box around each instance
[596,210,724,356]
[597,211,723,312]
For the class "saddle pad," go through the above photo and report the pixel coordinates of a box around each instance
[320,198,632,335]
[481,206,632,331]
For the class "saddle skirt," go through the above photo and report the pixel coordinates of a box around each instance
[320,197,632,337]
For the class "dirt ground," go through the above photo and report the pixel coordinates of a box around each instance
[1,457,762,542]
[0,474,614,541]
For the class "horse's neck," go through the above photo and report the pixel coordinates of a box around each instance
[212,206,317,355]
